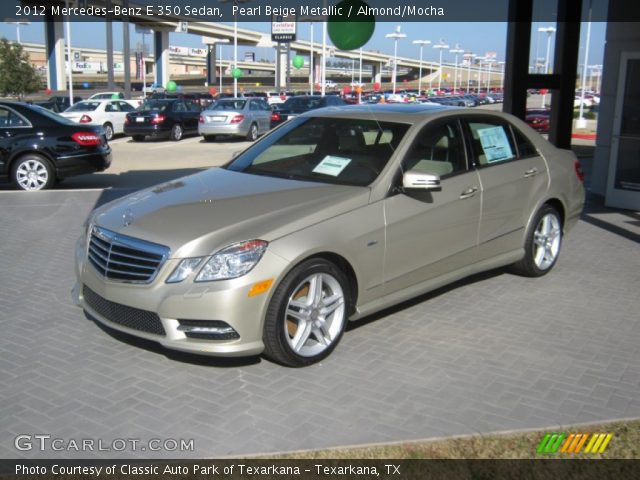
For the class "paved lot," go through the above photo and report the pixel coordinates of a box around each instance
[1,136,639,459]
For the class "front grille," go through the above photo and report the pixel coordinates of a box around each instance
[83,286,166,336]
[87,226,169,283]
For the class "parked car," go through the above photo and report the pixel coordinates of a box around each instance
[525,108,551,134]
[89,92,125,100]
[198,98,272,142]
[124,99,201,141]
[33,96,83,113]
[60,99,139,140]
[266,91,286,105]
[271,95,346,127]
[0,101,111,191]
[74,105,584,366]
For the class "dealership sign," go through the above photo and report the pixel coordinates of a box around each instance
[271,16,296,42]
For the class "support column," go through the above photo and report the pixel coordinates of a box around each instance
[206,45,217,85]
[276,44,287,91]
[154,30,170,88]
[123,7,131,98]
[313,53,323,88]
[44,17,65,91]
[503,0,533,119]
[106,21,114,89]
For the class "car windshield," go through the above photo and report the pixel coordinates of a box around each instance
[139,100,169,112]
[226,117,410,187]
[209,100,246,111]
[66,102,101,112]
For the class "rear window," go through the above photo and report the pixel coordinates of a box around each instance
[209,100,246,111]
[139,101,170,112]
[67,102,101,112]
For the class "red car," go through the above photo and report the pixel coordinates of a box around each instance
[525,108,551,133]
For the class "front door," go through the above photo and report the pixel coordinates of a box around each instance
[383,119,481,294]
[606,52,640,210]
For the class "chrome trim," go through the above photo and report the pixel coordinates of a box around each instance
[87,226,170,284]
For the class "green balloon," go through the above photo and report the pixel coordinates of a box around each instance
[328,0,375,51]
[166,80,177,92]
[111,93,120,100]
[232,68,243,79]
[292,55,304,69]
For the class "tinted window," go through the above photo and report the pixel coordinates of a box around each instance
[511,126,538,158]
[0,107,30,127]
[467,120,517,166]
[403,121,467,177]
[140,101,170,112]
[118,101,136,112]
[210,100,246,111]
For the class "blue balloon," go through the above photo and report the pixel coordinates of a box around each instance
[176,85,183,92]
[83,82,90,89]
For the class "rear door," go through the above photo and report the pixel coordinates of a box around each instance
[463,116,549,260]
[0,106,33,176]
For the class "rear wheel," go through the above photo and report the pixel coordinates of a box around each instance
[170,123,183,141]
[511,205,562,277]
[263,259,349,367]
[246,123,258,141]
[131,135,145,142]
[11,154,55,191]
[102,122,114,141]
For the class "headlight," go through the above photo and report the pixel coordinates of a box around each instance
[166,257,205,283]
[195,240,268,282]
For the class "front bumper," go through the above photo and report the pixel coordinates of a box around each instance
[73,235,289,356]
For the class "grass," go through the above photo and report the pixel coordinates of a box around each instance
[266,419,640,459]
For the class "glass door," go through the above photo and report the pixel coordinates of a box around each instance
[607,53,640,209]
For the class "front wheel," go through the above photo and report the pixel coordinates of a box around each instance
[263,259,349,367]
[511,205,562,277]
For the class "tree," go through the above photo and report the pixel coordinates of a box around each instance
[0,38,43,99]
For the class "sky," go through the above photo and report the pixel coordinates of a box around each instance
[0,20,607,69]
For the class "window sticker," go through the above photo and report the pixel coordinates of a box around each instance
[312,155,352,176]
[477,126,514,163]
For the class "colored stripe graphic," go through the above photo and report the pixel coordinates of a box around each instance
[540,432,613,455]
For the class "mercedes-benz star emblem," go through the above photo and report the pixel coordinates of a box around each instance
[122,208,134,227]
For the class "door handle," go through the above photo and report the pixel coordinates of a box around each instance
[459,187,478,199]
[524,168,538,178]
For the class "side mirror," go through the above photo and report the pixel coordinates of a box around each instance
[402,170,441,190]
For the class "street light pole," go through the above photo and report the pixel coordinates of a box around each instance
[386,26,406,95]
[450,44,464,92]
[465,53,476,93]
[539,26,556,107]
[64,0,73,105]
[309,22,314,95]
[412,39,431,95]
[577,0,593,128]
[433,39,449,92]
[6,21,30,44]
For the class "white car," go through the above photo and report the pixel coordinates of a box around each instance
[60,99,139,140]
[266,91,285,106]
[574,96,593,108]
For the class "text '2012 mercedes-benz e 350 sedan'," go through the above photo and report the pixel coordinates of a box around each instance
[74,105,585,367]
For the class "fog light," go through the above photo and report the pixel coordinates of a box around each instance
[177,320,239,340]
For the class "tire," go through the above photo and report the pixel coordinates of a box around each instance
[131,135,145,142]
[263,258,349,367]
[203,135,216,142]
[11,154,55,191]
[170,124,183,141]
[511,205,563,277]
[246,123,258,142]
[102,122,114,141]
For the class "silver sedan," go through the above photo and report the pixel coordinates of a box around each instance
[198,98,272,142]
[74,105,585,367]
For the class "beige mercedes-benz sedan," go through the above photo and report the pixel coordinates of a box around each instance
[74,105,585,367]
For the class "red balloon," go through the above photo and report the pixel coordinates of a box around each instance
[45,88,52,95]
[373,82,381,92]
[208,86,217,95]
[539,88,548,95]
[343,85,352,94]
[403,79,408,83]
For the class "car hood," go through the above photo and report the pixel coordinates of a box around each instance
[92,168,370,258]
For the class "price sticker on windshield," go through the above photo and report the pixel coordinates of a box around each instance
[312,156,352,176]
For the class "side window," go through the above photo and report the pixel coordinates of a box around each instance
[510,126,538,158]
[105,102,119,112]
[173,102,186,113]
[261,101,271,111]
[0,107,29,127]
[467,120,517,166]
[403,121,468,178]
[249,101,260,111]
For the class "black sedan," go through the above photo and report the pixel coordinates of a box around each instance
[0,102,111,191]
[271,95,346,127]
[124,99,201,141]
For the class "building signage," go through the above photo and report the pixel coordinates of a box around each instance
[271,16,296,42]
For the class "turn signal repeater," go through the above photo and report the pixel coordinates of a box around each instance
[248,279,274,297]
